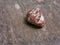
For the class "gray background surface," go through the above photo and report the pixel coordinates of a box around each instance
[0,0,60,45]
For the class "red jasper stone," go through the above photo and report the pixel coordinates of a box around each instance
[26,7,45,27]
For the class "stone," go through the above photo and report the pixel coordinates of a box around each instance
[26,7,45,27]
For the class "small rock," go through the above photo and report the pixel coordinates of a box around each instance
[26,7,45,27]
[15,3,20,10]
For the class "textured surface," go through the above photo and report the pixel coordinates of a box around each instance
[0,0,60,45]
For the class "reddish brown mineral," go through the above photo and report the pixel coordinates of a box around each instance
[26,7,45,27]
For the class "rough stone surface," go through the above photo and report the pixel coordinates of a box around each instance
[0,0,60,45]
[26,7,45,27]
